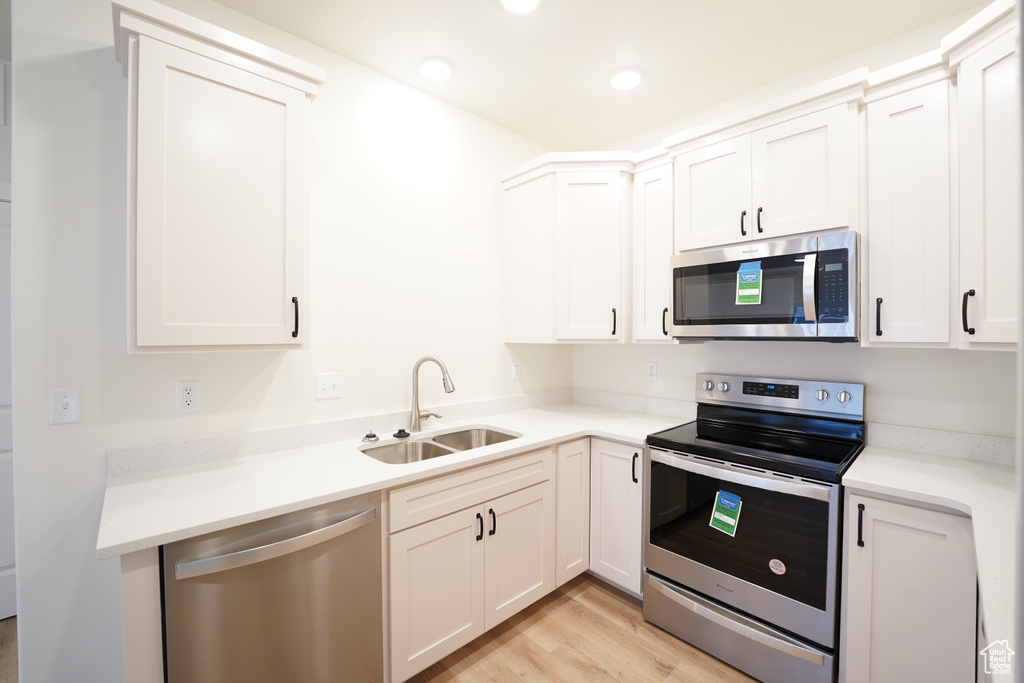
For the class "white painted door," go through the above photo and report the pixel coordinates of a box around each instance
[555,171,625,340]
[674,136,752,251]
[751,105,852,238]
[841,493,976,683]
[632,163,674,342]
[134,35,307,347]
[484,482,555,627]
[555,438,590,586]
[958,31,1021,346]
[866,81,951,344]
[589,439,643,596]
[389,508,485,683]
[0,182,13,619]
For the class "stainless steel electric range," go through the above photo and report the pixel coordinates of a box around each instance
[643,373,865,683]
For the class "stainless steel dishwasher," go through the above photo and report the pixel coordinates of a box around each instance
[162,492,383,683]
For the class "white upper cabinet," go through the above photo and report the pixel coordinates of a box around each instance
[631,160,674,342]
[114,1,324,351]
[956,28,1021,347]
[674,105,854,251]
[504,155,632,344]
[865,80,951,345]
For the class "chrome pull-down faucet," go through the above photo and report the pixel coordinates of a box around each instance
[410,356,456,432]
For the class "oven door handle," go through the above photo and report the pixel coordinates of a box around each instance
[647,575,827,666]
[650,449,832,502]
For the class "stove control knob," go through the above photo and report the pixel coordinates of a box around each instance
[815,389,830,402]
[717,382,730,393]
[836,390,853,404]
[701,380,714,391]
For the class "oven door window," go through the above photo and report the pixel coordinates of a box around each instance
[649,460,829,611]
[673,253,811,326]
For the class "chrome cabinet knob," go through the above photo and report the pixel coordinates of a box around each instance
[837,390,853,404]
[815,389,829,402]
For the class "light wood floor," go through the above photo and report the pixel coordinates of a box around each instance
[407,574,756,683]
[0,617,16,683]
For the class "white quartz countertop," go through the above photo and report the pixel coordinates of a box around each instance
[843,446,1016,648]
[96,403,681,560]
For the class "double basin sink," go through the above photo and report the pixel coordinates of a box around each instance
[359,426,521,465]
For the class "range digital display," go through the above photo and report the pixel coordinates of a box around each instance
[743,382,799,399]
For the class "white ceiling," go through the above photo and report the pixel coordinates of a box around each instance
[213,0,987,151]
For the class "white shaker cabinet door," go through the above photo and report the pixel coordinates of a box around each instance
[866,81,951,344]
[750,104,852,239]
[674,136,752,251]
[841,493,976,683]
[555,438,590,586]
[589,439,643,596]
[632,163,674,342]
[958,30,1021,346]
[134,36,307,347]
[554,171,626,340]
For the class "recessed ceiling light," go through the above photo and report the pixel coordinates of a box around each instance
[420,57,453,81]
[610,68,643,91]
[500,0,541,14]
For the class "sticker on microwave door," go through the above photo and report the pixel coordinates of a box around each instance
[710,490,742,536]
[769,559,787,575]
[736,261,762,305]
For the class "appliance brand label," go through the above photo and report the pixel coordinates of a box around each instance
[710,490,742,536]
[769,559,787,575]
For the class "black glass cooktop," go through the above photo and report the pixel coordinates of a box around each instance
[647,404,864,483]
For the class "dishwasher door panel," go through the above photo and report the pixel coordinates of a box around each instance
[162,492,383,683]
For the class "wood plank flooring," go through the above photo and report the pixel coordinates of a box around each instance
[0,617,16,683]
[406,574,756,683]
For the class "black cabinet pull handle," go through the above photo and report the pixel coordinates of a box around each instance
[632,452,639,484]
[756,206,763,233]
[857,503,865,547]
[488,509,496,536]
[962,290,976,335]
[662,308,669,336]
[739,210,747,236]
[611,308,617,336]
[875,298,883,336]
[476,512,484,541]
[291,297,299,338]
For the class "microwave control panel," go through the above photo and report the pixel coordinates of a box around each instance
[817,249,849,322]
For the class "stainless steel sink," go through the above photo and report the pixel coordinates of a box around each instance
[433,428,519,451]
[359,426,521,464]
[360,440,456,465]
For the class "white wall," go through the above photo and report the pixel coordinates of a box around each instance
[574,343,1017,437]
[10,0,567,679]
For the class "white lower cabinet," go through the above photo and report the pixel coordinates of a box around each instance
[589,438,643,596]
[840,491,976,683]
[555,438,590,585]
[388,449,555,682]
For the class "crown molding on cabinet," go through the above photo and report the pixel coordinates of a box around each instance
[112,0,326,97]
[500,151,634,190]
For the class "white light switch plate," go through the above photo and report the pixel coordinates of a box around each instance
[315,372,343,400]
[48,388,80,425]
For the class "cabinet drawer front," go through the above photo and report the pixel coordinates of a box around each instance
[389,448,554,533]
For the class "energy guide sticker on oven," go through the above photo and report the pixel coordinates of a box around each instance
[710,490,742,536]
[735,261,762,305]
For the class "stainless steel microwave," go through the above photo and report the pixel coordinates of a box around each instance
[670,229,858,341]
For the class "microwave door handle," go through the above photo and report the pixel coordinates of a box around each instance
[802,253,817,322]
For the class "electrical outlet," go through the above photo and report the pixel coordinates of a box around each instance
[48,388,80,425]
[511,362,521,381]
[645,362,658,381]
[176,381,200,413]
[315,372,343,400]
